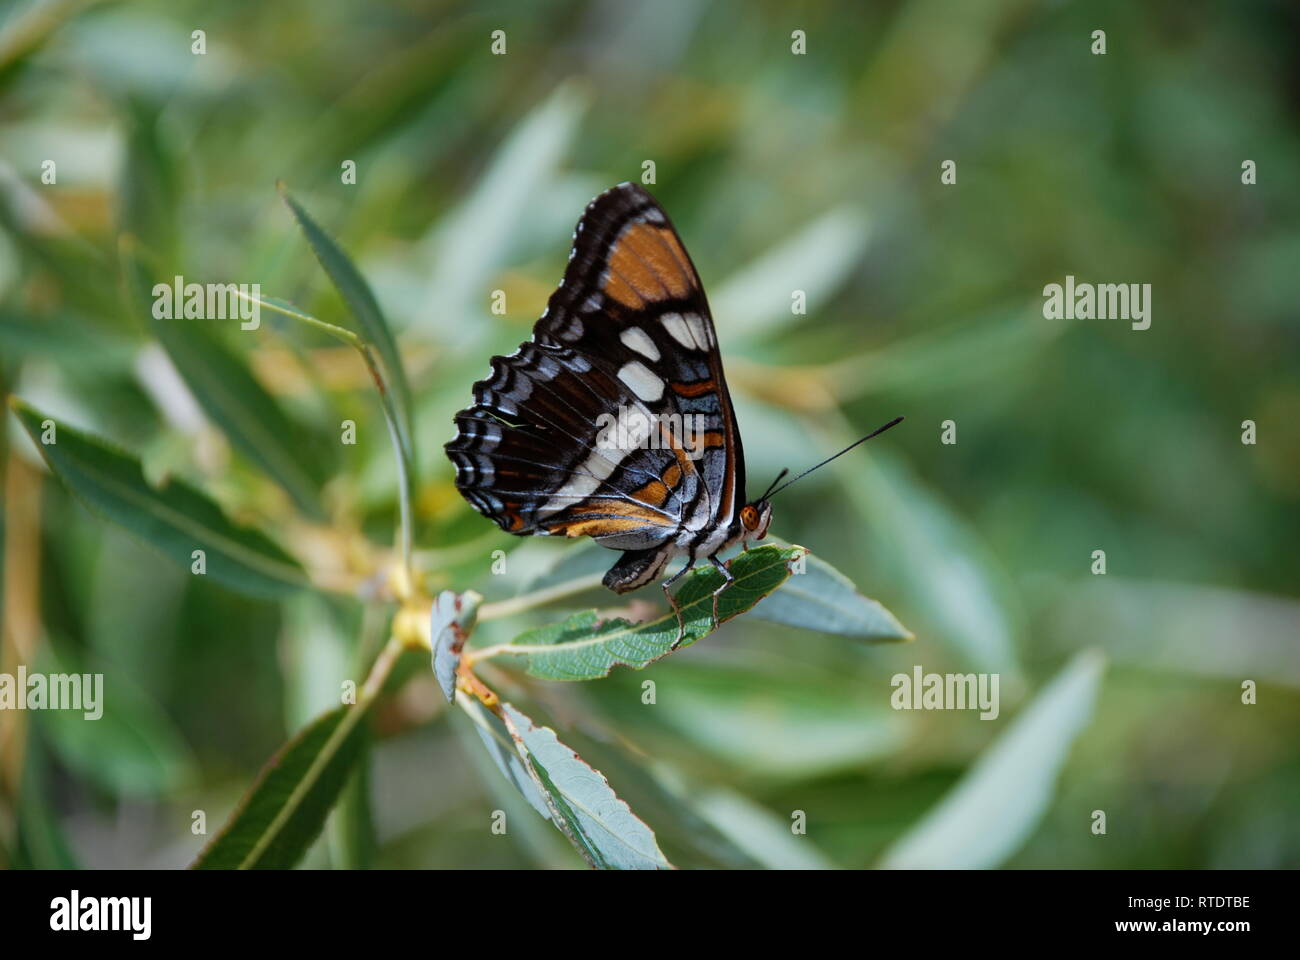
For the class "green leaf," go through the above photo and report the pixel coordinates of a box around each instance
[278,185,413,468]
[281,593,354,729]
[1052,578,1300,687]
[431,589,481,704]
[644,661,907,779]
[37,644,195,799]
[13,739,80,870]
[458,697,552,821]
[328,741,375,870]
[0,165,114,322]
[686,786,837,870]
[122,241,331,520]
[500,543,803,681]
[419,85,584,343]
[0,0,86,92]
[520,541,610,594]
[710,205,870,343]
[827,302,1071,403]
[10,398,307,598]
[750,546,913,641]
[499,702,671,870]
[120,100,180,268]
[544,734,768,869]
[836,438,1021,675]
[469,542,607,622]
[449,705,576,868]
[192,703,370,869]
[227,287,416,567]
[879,650,1106,869]
[0,309,136,370]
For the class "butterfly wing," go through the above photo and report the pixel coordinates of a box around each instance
[445,183,746,560]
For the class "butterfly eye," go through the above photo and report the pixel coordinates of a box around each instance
[740,505,759,530]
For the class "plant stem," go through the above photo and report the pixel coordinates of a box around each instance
[476,571,604,622]
[358,633,406,703]
[236,290,416,594]
[378,379,415,587]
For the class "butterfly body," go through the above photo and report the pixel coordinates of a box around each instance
[445,183,770,637]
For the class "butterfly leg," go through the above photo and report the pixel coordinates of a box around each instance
[707,554,734,631]
[661,560,695,650]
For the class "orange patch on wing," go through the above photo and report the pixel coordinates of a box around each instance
[546,500,673,539]
[602,270,645,309]
[662,463,682,489]
[561,499,672,520]
[701,431,726,449]
[631,479,669,507]
[501,504,526,532]
[674,436,698,475]
[671,379,717,397]
[549,517,634,538]
[652,228,695,295]
[602,223,695,308]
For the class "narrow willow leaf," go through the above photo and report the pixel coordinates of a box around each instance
[164,319,331,520]
[879,650,1106,869]
[520,541,609,594]
[750,545,912,641]
[827,302,1069,403]
[431,589,481,704]
[710,206,870,343]
[689,787,837,870]
[122,242,330,519]
[281,593,354,730]
[1053,578,1300,687]
[11,399,306,598]
[328,741,375,870]
[228,286,416,567]
[278,185,413,462]
[500,702,671,870]
[457,698,551,820]
[192,703,370,869]
[0,309,135,370]
[647,662,906,779]
[0,0,85,92]
[15,740,80,870]
[0,164,115,322]
[450,705,575,868]
[420,85,584,343]
[502,544,802,681]
[832,435,1021,675]
[121,100,179,268]
[38,645,194,798]
[550,737,767,869]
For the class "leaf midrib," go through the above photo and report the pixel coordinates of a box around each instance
[504,707,667,867]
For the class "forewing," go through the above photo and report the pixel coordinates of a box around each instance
[445,183,746,549]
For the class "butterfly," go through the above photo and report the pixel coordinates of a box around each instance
[445,182,901,644]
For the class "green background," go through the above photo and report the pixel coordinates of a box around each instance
[1,0,1297,869]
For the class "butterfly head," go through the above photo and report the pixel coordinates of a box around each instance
[739,500,773,542]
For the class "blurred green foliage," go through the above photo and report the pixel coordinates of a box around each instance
[1,0,1297,869]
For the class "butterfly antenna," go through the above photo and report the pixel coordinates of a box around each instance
[766,416,904,499]
[759,468,789,501]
